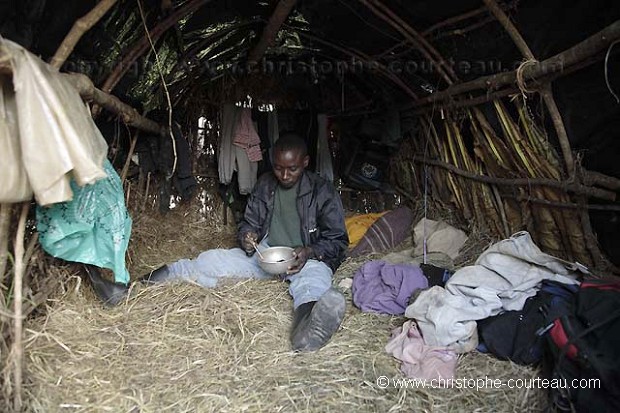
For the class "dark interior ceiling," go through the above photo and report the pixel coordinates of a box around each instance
[1,0,619,264]
[1,0,619,174]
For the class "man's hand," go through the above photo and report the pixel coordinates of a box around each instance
[242,232,258,256]
[288,246,314,274]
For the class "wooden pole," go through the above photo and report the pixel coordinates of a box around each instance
[412,156,616,201]
[422,5,489,36]
[582,170,620,191]
[49,0,118,69]
[0,58,165,136]
[100,0,211,94]
[421,1,517,37]
[121,131,140,183]
[68,72,165,135]
[540,86,575,174]
[404,20,620,109]
[482,0,534,58]
[0,204,11,285]
[0,203,11,328]
[482,0,575,174]
[296,30,419,99]
[411,87,518,114]
[410,50,602,113]
[358,0,456,84]
[431,16,496,41]
[12,202,29,412]
[247,0,298,64]
[503,195,620,212]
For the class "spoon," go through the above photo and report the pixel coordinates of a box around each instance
[250,239,265,260]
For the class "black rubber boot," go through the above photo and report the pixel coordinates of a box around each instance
[139,265,173,284]
[290,287,346,352]
[83,264,129,306]
[290,301,315,339]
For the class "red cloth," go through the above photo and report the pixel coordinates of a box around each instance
[233,108,262,162]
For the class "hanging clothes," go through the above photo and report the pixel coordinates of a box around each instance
[218,103,240,185]
[218,105,259,195]
[267,109,279,166]
[233,108,262,162]
[315,114,334,182]
[267,109,279,145]
[0,38,108,205]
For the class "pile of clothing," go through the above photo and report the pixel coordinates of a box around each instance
[351,231,581,378]
[351,228,620,412]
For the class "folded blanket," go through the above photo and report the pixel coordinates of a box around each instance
[349,206,413,257]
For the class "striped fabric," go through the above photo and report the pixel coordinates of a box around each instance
[348,207,414,258]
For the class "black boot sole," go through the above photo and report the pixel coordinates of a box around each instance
[84,265,129,306]
[291,288,346,352]
[139,265,174,284]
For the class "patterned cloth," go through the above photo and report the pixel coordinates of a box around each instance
[36,160,132,284]
[348,206,413,257]
[345,212,386,247]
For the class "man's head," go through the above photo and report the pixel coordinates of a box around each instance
[272,133,309,189]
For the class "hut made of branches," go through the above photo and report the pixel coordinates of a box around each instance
[1,0,619,410]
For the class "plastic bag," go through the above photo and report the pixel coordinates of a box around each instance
[36,160,132,284]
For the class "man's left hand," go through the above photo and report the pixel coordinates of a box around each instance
[288,247,314,274]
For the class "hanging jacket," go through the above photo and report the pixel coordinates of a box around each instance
[238,170,349,272]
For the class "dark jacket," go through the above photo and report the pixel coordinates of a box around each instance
[238,170,349,272]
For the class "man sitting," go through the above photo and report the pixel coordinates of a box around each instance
[142,133,349,352]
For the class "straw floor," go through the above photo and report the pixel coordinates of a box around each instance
[20,197,549,412]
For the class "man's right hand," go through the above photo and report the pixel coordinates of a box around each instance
[242,231,259,256]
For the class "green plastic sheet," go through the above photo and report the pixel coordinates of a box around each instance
[36,160,132,284]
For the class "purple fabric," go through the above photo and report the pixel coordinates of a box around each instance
[352,260,428,315]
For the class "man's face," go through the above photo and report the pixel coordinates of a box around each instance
[273,148,309,189]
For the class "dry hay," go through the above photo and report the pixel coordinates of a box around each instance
[19,200,549,412]
[21,269,548,411]
[22,275,548,413]
[126,198,237,277]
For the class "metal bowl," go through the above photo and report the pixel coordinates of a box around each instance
[258,246,296,275]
